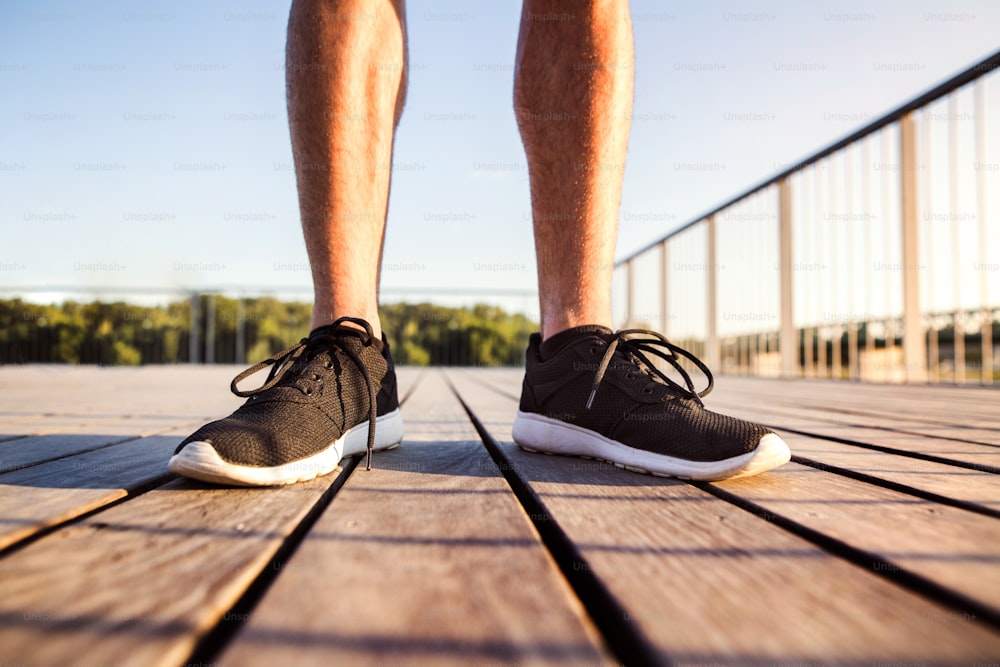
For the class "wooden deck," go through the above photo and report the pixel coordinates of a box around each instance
[0,365,998,666]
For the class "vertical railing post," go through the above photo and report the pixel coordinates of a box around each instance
[831,325,843,379]
[778,176,796,377]
[827,155,840,380]
[847,323,859,380]
[236,297,246,365]
[847,143,860,380]
[881,130,894,382]
[659,240,669,336]
[625,259,635,329]
[189,292,200,364]
[204,293,216,364]
[976,79,993,384]
[805,164,829,377]
[862,135,874,381]
[922,108,939,381]
[817,325,827,377]
[705,214,720,372]
[948,94,965,383]
[900,112,928,382]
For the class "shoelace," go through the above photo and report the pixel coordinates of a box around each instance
[229,317,381,470]
[586,328,714,410]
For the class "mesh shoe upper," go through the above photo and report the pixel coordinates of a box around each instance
[519,327,772,462]
[175,318,399,468]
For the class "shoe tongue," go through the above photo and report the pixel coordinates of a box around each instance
[539,324,613,361]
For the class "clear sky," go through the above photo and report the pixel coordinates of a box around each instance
[1,0,998,317]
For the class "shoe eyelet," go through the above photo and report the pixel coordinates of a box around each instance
[304,388,313,396]
[590,346,600,355]
[312,374,321,381]
[641,386,654,395]
[625,372,636,380]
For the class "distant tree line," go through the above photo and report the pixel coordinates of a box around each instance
[0,297,537,367]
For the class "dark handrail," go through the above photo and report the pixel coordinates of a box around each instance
[617,47,1000,265]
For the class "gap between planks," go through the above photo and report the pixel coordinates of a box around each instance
[213,369,612,667]
[446,369,1000,663]
[0,366,427,666]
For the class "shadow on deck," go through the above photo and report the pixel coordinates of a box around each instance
[0,365,998,666]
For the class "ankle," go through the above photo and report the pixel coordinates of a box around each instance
[311,312,382,340]
[541,316,612,342]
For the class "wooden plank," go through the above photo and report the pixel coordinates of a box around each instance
[725,397,1000,449]
[394,365,424,404]
[774,376,1000,415]
[0,363,422,545]
[456,372,1000,507]
[0,414,130,441]
[0,417,207,474]
[765,429,999,512]
[217,369,609,666]
[0,362,422,544]
[698,397,1000,514]
[724,394,1000,446]
[708,394,1000,470]
[465,371,1000,463]
[716,377,1000,435]
[465,370,1000,435]
[448,371,1000,663]
[0,415,190,446]
[0,365,244,416]
[0,363,419,413]
[0,427,193,551]
[0,366,243,472]
[0,469,349,666]
[710,461,1000,611]
[0,364,420,473]
[462,371,1000,612]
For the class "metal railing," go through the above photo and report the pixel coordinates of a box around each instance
[614,49,1000,384]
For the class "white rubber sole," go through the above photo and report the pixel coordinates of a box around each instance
[168,409,405,487]
[511,410,790,481]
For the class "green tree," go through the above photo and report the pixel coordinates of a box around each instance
[0,296,539,367]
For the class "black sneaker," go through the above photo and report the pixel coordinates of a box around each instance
[168,317,404,486]
[514,325,790,481]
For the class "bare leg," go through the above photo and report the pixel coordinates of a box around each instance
[514,0,634,340]
[286,0,407,336]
